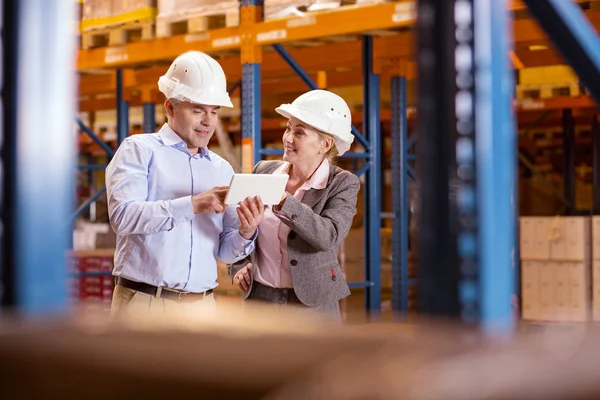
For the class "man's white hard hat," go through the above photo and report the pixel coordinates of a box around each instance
[158,51,233,108]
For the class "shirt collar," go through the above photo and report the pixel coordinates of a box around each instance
[303,158,330,190]
[157,123,211,159]
[276,159,330,191]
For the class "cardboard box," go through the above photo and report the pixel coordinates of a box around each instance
[568,261,591,322]
[521,261,540,321]
[552,262,570,321]
[520,217,550,260]
[565,217,591,261]
[592,217,600,260]
[538,262,555,321]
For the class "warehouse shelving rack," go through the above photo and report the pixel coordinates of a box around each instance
[74,0,425,315]
[66,0,600,326]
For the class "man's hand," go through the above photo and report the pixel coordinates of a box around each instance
[192,186,229,214]
[237,196,265,239]
[234,263,252,291]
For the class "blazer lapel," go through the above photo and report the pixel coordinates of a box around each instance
[300,166,337,208]
[301,188,327,208]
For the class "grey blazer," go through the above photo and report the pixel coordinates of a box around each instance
[227,160,360,307]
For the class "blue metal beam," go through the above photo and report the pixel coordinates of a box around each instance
[75,117,115,157]
[70,186,107,224]
[116,69,129,146]
[355,163,370,178]
[78,164,106,170]
[5,0,77,315]
[522,0,600,104]
[475,0,517,334]
[391,75,409,313]
[341,152,370,159]
[227,79,241,95]
[259,148,284,156]
[563,109,576,215]
[347,281,375,288]
[407,165,417,182]
[271,43,370,150]
[142,102,156,133]
[242,63,261,167]
[272,43,319,89]
[363,35,381,314]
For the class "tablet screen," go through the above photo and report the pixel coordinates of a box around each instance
[224,174,289,205]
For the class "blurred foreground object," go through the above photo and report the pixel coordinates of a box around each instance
[1,301,600,399]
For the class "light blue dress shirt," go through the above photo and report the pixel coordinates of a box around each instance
[105,123,255,293]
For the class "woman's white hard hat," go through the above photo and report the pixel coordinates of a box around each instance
[275,89,355,155]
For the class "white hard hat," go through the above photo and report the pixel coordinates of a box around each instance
[275,89,354,155]
[158,51,233,108]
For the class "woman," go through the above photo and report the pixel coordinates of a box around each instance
[228,89,360,322]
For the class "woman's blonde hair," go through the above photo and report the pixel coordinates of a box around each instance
[319,132,338,165]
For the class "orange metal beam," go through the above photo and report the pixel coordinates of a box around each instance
[77,9,600,101]
[77,2,599,71]
[79,63,419,111]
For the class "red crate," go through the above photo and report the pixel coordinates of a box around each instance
[68,253,115,307]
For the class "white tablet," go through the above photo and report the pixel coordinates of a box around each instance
[224,174,289,205]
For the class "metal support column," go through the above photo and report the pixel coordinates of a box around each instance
[2,0,77,314]
[116,69,129,146]
[475,0,517,334]
[416,0,461,318]
[563,109,576,215]
[362,35,381,313]
[143,103,156,133]
[416,0,516,333]
[593,116,600,213]
[522,0,600,104]
[241,0,263,173]
[391,75,409,313]
[242,64,261,171]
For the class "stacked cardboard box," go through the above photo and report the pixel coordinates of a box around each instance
[591,217,600,320]
[520,217,592,322]
[81,0,156,31]
[156,0,239,36]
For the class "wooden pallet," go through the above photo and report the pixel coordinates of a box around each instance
[516,83,582,101]
[156,9,239,38]
[81,19,155,50]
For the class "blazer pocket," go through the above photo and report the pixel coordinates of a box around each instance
[294,263,351,307]
[321,263,351,302]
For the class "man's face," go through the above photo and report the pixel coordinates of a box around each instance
[166,100,220,150]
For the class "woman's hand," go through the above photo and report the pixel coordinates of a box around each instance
[234,263,253,291]
[237,197,265,239]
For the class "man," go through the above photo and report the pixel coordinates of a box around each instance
[106,51,264,318]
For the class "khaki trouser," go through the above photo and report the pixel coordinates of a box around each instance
[110,284,217,321]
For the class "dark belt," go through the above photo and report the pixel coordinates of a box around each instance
[249,281,303,305]
[116,276,213,303]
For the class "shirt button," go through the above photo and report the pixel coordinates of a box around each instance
[291,214,297,220]
[332,276,337,281]
[282,289,288,294]
[290,259,298,266]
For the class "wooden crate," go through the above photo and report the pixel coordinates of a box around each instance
[81,19,155,49]
[156,1,239,37]
[80,4,157,49]
[516,83,582,101]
